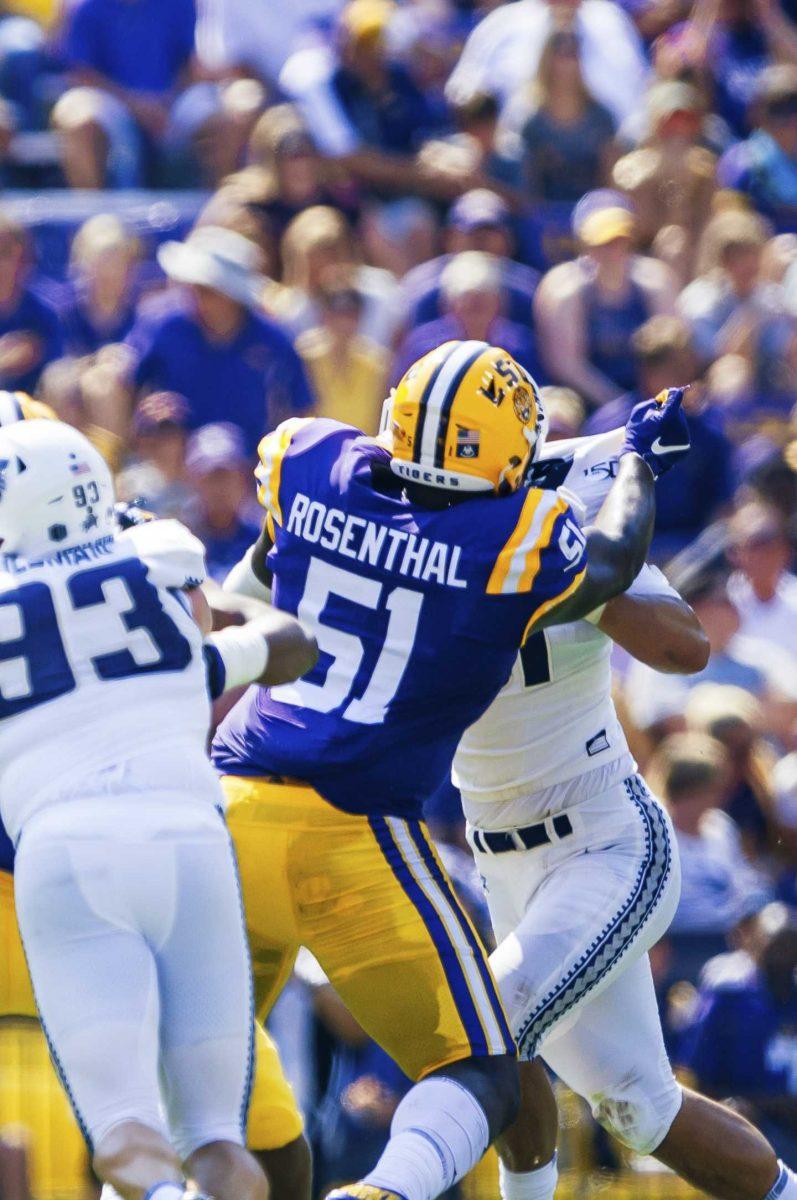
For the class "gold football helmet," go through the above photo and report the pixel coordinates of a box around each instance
[384,341,546,495]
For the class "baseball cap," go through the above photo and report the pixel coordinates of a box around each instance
[448,189,510,232]
[185,422,248,475]
[573,190,635,247]
[133,392,189,436]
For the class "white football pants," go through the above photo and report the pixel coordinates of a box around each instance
[475,774,684,1154]
[14,795,254,1161]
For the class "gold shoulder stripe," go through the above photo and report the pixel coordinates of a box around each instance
[256,417,313,527]
[486,490,543,595]
[518,495,568,593]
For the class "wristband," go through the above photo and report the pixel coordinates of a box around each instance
[205,624,270,692]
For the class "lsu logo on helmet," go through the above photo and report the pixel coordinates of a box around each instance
[385,341,546,495]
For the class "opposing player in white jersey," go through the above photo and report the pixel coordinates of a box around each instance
[0,420,317,1200]
[456,425,797,1200]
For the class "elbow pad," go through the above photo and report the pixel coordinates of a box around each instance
[223,545,272,603]
[204,624,270,698]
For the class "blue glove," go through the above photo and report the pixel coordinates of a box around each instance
[620,387,691,478]
[114,499,155,530]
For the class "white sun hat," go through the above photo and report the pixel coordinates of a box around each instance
[157,225,266,306]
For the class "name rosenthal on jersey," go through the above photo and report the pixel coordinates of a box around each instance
[284,491,469,590]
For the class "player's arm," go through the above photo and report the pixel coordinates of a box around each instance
[597,567,710,675]
[204,609,318,699]
[222,521,273,599]
[529,388,691,634]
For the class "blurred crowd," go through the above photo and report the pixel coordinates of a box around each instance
[2,0,797,1189]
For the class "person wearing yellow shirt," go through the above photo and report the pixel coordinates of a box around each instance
[297,280,388,435]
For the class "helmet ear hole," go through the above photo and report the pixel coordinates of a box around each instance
[48,524,68,543]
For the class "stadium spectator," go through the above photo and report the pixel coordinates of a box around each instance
[446,0,649,128]
[122,224,314,456]
[728,500,797,662]
[272,204,402,348]
[539,384,587,440]
[280,0,455,199]
[391,250,541,383]
[680,907,797,1164]
[444,92,522,193]
[194,0,344,91]
[649,731,772,981]
[115,390,191,519]
[534,190,677,406]
[0,210,62,393]
[623,568,786,736]
[52,0,223,188]
[684,683,779,860]
[61,214,142,355]
[691,0,797,140]
[513,27,617,205]
[718,66,797,230]
[183,421,260,581]
[296,276,387,432]
[224,104,358,243]
[398,189,540,330]
[679,208,797,409]
[613,80,716,284]
[584,313,734,557]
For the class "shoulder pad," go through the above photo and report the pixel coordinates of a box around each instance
[119,519,207,590]
[0,391,58,425]
[256,417,355,534]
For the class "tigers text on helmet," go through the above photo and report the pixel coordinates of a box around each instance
[384,340,546,495]
[0,421,115,560]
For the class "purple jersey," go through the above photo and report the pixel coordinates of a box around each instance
[212,419,586,819]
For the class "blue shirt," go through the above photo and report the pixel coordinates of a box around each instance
[332,64,443,154]
[0,286,63,393]
[195,514,261,583]
[212,419,586,819]
[718,131,797,230]
[62,291,137,356]
[126,295,314,458]
[680,965,797,1097]
[585,394,734,558]
[66,0,196,95]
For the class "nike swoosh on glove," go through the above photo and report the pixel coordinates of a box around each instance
[620,387,691,478]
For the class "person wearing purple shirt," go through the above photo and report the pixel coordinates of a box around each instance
[52,0,221,188]
[584,314,734,559]
[392,250,542,386]
[679,915,797,1166]
[0,212,62,394]
[399,190,540,331]
[122,226,314,458]
[718,66,797,230]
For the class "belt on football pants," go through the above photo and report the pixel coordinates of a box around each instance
[470,813,573,855]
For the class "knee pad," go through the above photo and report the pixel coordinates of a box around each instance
[590,1069,683,1155]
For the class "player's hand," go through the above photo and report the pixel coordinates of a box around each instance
[114,499,156,530]
[620,387,691,478]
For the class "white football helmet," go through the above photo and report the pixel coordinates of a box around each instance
[0,420,115,559]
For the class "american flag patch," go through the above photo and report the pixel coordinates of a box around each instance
[68,454,91,476]
[455,427,480,459]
